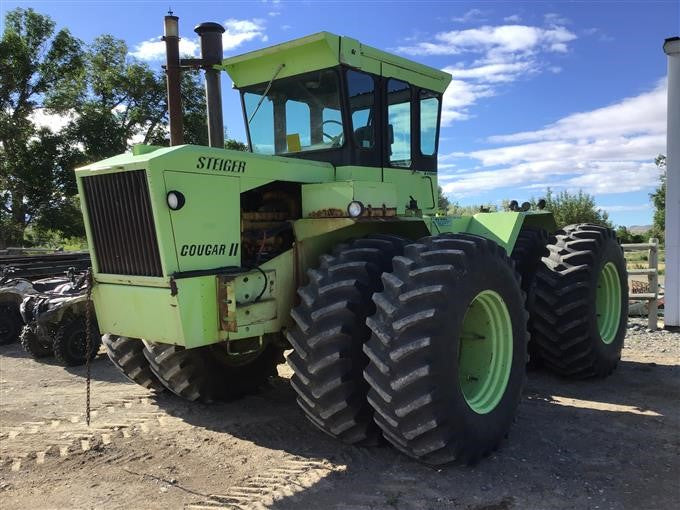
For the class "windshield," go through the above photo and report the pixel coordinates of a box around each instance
[242,69,344,155]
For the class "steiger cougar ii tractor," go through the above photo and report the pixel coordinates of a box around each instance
[75,15,628,465]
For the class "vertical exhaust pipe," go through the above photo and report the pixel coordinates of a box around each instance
[195,22,225,148]
[163,12,184,146]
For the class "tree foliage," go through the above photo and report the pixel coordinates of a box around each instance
[0,8,210,248]
[225,138,248,151]
[650,154,666,243]
[537,188,611,228]
[437,186,450,212]
[0,8,85,248]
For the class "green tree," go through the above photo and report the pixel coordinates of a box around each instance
[0,7,85,248]
[650,154,666,243]
[447,202,498,215]
[437,185,450,212]
[538,188,611,228]
[225,138,248,151]
[0,8,210,247]
[66,35,208,159]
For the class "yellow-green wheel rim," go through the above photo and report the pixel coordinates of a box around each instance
[596,262,622,344]
[458,290,513,415]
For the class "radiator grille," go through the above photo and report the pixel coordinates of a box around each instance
[82,170,163,276]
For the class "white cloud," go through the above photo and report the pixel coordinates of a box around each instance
[397,25,576,57]
[222,18,267,51]
[452,9,487,23]
[130,36,199,60]
[544,13,570,25]
[130,18,267,61]
[29,109,76,132]
[504,14,522,23]
[440,81,667,197]
[599,204,651,212]
[398,23,576,125]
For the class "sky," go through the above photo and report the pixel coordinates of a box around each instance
[2,0,678,227]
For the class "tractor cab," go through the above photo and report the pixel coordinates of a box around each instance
[221,33,451,172]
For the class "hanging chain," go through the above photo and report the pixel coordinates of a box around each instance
[85,268,93,426]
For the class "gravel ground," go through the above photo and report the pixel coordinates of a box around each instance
[0,322,678,510]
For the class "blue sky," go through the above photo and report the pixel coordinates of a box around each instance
[3,0,678,226]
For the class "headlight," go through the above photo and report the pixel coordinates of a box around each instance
[167,190,185,210]
[347,201,364,218]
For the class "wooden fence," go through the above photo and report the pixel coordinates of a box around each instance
[622,238,659,330]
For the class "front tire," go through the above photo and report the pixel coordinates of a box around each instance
[286,235,407,445]
[102,334,164,391]
[0,304,22,345]
[364,234,528,465]
[143,341,282,403]
[531,224,628,378]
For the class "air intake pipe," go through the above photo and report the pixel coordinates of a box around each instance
[195,22,225,148]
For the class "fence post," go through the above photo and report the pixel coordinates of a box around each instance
[648,238,659,330]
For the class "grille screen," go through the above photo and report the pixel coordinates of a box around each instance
[82,170,163,276]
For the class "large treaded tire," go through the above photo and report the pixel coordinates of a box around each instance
[286,234,407,445]
[0,304,22,345]
[53,316,102,366]
[364,233,528,465]
[143,341,283,403]
[511,227,550,367]
[20,325,52,358]
[531,223,628,378]
[102,334,164,391]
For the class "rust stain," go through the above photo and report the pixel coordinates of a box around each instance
[308,208,345,218]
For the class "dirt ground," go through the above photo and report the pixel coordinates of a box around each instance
[1,325,679,510]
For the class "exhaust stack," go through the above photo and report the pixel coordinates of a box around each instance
[195,22,225,148]
[163,13,184,146]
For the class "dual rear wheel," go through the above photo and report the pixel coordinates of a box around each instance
[289,226,627,464]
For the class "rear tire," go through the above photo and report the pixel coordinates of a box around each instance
[20,325,52,358]
[286,234,407,445]
[53,316,102,366]
[143,341,282,403]
[531,224,628,378]
[0,304,22,345]
[511,227,550,367]
[102,334,164,391]
[364,234,528,465]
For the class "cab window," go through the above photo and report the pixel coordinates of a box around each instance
[347,70,375,149]
[386,79,411,168]
[420,90,440,156]
[243,69,345,155]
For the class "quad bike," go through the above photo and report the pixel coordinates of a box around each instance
[18,270,101,366]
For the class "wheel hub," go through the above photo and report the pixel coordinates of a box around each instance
[596,262,622,344]
[458,290,513,415]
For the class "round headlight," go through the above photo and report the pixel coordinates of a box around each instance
[347,201,364,218]
[167,190,185,210]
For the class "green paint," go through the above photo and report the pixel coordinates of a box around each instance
[596,262,622,344]
[221,32,451,93]
[458,290,513,415]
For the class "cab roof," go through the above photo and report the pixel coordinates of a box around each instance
[220,32,452,94]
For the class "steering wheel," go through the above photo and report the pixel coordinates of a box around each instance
[322,119,344,146]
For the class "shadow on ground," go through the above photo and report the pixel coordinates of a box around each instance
[148,358,679,509]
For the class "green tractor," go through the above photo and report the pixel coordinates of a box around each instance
[76,16,628,465]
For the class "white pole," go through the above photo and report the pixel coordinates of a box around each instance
[663,37,680,328]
